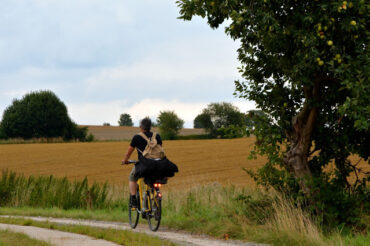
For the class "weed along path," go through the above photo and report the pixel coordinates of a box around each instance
[0,215,265,246]
[0,223,119,246]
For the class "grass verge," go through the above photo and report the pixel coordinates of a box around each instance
[0,170,368,246]
[0,217,177,246]
[0,229,52,246]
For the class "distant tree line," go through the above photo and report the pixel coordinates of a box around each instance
[0,91,259,142]
[114,102,263,140]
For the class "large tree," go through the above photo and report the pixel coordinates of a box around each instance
[177,1,369,225]
[0,91,87,141]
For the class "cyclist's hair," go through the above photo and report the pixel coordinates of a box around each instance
[140,117,152,132]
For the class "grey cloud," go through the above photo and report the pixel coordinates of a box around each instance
[0,0,249,125]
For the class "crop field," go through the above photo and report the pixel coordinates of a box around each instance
[86,125,205,140]
[0,138,367,189]
[0,138,264,188]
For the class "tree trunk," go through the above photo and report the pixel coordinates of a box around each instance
[284,82,320,198]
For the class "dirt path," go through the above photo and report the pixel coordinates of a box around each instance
[0,215,266,246]
[0,223,119,246]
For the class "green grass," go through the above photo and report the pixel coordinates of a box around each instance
[0,170,115,209]
[0,170,368,246]
[0,229,52,246]
[0,217,178,246]
[0,207,128,222]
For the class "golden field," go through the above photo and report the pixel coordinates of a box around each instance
[86,125,205,140]
[0,138,264,188]
[0,137,367,189]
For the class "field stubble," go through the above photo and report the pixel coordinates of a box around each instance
[86,125,205,141]
[0,138,265,188]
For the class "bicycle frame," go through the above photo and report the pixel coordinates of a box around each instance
[126,160,163,231]
[136,178,161,214]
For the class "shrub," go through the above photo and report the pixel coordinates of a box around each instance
[217,124,247,139]
[86,133,95,142]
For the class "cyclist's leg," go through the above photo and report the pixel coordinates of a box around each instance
[129,167,139,207]
[129,166,138,195]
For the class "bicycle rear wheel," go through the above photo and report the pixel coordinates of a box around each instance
[128,193,139,229]
[148,191,161,231]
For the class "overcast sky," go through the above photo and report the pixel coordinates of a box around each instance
[0,0,255,128]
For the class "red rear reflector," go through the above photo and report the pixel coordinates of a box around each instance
[158,193,162,198]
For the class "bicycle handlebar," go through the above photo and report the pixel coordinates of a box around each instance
[121,160,138,165]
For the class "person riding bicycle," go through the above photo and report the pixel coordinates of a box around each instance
[122,117,163,208]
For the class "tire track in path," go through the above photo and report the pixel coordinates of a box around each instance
[0,215,267,246]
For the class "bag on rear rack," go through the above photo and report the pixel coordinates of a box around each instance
[135,155,179,181]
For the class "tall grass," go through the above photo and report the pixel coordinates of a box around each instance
[0,170,367,246]
[0,170,113,209]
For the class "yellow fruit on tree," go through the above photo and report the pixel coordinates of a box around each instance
[327,40,333,46]
[350,20,356,26]
[319,60,324,66]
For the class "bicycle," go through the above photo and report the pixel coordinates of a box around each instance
[125,160,164,231]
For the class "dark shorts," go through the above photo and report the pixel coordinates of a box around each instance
[129,166,138,182]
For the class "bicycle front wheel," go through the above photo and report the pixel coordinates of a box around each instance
[128,194,139,229]
[148,192,161,231]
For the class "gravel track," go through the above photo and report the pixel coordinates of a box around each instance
[0,215,266,246]
[0,223,119,246]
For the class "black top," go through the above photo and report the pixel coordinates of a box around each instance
[130,132,163,158]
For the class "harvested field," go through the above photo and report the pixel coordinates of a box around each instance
[0,138,367,189]
[85,125,205,141]
[0,138,263,188]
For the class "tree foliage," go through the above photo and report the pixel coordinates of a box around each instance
[0,91,87,141]
[195,102,245,137]
[118,113,134,126]
[157,111,184,140]
[178,0,369,227]
[193,112,212,129]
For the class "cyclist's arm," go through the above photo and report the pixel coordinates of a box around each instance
[123,146,135,164]
[157,133,163,146]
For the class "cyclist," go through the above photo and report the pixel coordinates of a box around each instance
[122,117,163,208]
